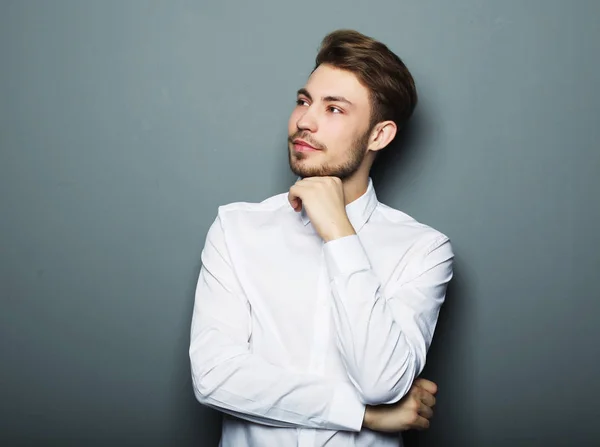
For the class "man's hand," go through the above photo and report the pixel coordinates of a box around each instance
[288,177,355,242]
[362,378,438,433]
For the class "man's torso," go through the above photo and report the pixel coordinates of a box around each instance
[215,187,444,447]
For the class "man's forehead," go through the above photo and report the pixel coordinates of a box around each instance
[302,64,369,103]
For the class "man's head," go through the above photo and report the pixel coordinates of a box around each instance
[288,29,417,180]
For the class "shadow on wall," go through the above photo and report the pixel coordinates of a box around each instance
[402,264,475,446]
[372,113,476,446]
[369,106,424,198]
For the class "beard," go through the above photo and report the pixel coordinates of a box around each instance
[288,129,371,180]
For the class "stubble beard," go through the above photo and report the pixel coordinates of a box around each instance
[288,130,371,180]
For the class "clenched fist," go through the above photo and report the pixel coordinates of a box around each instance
[362,378,438,433]
[288,177,356,242]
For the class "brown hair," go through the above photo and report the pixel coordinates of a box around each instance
[314,29,417,132]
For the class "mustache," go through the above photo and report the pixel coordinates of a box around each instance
[288,132,326,151]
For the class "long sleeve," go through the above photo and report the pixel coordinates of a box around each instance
[323,233,454,405]
[189,215,365,431]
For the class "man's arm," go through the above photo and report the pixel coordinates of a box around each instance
[324,234,454,405]
[287,176,454,406]
[189,214,365,431]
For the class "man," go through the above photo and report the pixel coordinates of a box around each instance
[189,29,454,446]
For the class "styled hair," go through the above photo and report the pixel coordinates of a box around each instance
[314,29,417,132]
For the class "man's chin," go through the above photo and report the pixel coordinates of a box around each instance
[290,166,328,179]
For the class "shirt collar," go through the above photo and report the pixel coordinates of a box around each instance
[300,177,378,233]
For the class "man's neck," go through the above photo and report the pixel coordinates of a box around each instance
[342,174,370,206]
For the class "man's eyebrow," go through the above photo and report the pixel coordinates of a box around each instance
[296,88,353,107]
[297,88,312,101]
[323,95,353,106]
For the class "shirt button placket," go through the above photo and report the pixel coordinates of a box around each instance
[299,249,331,447]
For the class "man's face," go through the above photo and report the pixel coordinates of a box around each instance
[288,64,373,180]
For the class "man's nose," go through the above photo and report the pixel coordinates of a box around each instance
[296,107,318,133]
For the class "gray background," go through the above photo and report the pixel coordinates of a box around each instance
[1,0,598,446]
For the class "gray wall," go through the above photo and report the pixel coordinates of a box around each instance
[1,1,598,446]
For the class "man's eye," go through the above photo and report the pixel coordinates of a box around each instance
[296,99,309,106]
[328,106,342,114]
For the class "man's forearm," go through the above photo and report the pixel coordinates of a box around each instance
[323,234,454,404]
[190,315,366,431]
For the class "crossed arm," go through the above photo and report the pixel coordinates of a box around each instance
[324,233,454,404]
[189,215,453,431]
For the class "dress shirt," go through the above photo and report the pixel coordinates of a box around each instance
[189,178,454,447]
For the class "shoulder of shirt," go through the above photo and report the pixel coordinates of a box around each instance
[215,191,291,218]
[374,201,452,250]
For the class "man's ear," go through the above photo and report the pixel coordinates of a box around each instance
[367,120,397,153]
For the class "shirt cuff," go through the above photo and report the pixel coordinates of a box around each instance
[328,381,366,432]
[323,235,371,279]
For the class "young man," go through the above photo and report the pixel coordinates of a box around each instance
[189,29,454,447]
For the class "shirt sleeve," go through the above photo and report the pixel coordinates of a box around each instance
[323,233,454,405]
[189,214,365,432]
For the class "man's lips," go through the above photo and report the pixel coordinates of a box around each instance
[292,139,320,152]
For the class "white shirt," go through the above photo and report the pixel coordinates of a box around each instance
[189,178,454,447]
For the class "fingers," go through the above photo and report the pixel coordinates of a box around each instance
[288,182,307,208]
[412,415,431,431]
[395,384,436,432]
[288,176,342,212]
[414,378,438,395]
[288,192,301,211]
[417,389,436,408]
[288,185,302,211]
[417,402,434,420]
[409,382,436,408]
